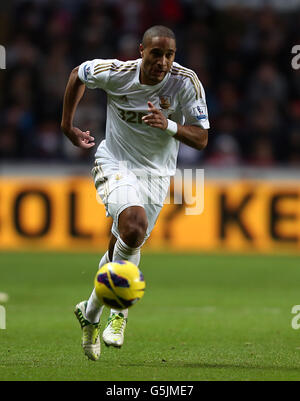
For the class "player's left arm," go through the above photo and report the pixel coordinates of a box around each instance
[142,102,208,150]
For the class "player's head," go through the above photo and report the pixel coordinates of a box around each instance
[139,25,176,85]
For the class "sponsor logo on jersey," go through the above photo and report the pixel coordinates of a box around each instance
[159,96,171,110]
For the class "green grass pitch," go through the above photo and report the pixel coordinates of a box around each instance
[1,251,300,381]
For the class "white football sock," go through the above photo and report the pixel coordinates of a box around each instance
[110,308,128,318]
[111,236,141,318]
[98,250,110,269]
[85,251,110,324]
[112,236,141,266]
[85,289,104,324]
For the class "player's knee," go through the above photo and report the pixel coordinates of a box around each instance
[119,219,148,248]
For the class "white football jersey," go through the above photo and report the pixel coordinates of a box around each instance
[78,58,210,176]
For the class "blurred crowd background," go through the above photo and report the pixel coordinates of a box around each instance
[0,0,300,168]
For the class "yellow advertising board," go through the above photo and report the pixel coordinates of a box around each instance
[0,177,299,253]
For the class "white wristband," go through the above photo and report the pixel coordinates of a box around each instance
[165,119,178,136]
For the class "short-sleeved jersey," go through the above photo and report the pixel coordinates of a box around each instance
[78,58,209,176]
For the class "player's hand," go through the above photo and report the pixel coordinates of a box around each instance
[142,101,168,130]
[63,126,95,149]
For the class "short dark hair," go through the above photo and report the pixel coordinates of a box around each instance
[142,25,176,47]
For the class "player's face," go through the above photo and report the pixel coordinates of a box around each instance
[140,37,176,85]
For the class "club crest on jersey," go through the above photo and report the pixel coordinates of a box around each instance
[192,105,207,121]
[159,96,171,110]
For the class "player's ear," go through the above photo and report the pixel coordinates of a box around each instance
[139,43,144,58]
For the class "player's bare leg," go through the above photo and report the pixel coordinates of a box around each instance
[103,206,147,347]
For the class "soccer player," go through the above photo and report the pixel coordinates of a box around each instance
[61,25,210,361]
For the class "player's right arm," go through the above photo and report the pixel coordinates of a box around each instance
[61,59,116,148]
[61,66,95,149]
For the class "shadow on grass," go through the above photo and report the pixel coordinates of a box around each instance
[121,361,300,372]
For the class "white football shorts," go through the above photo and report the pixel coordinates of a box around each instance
[92,158,170,241]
